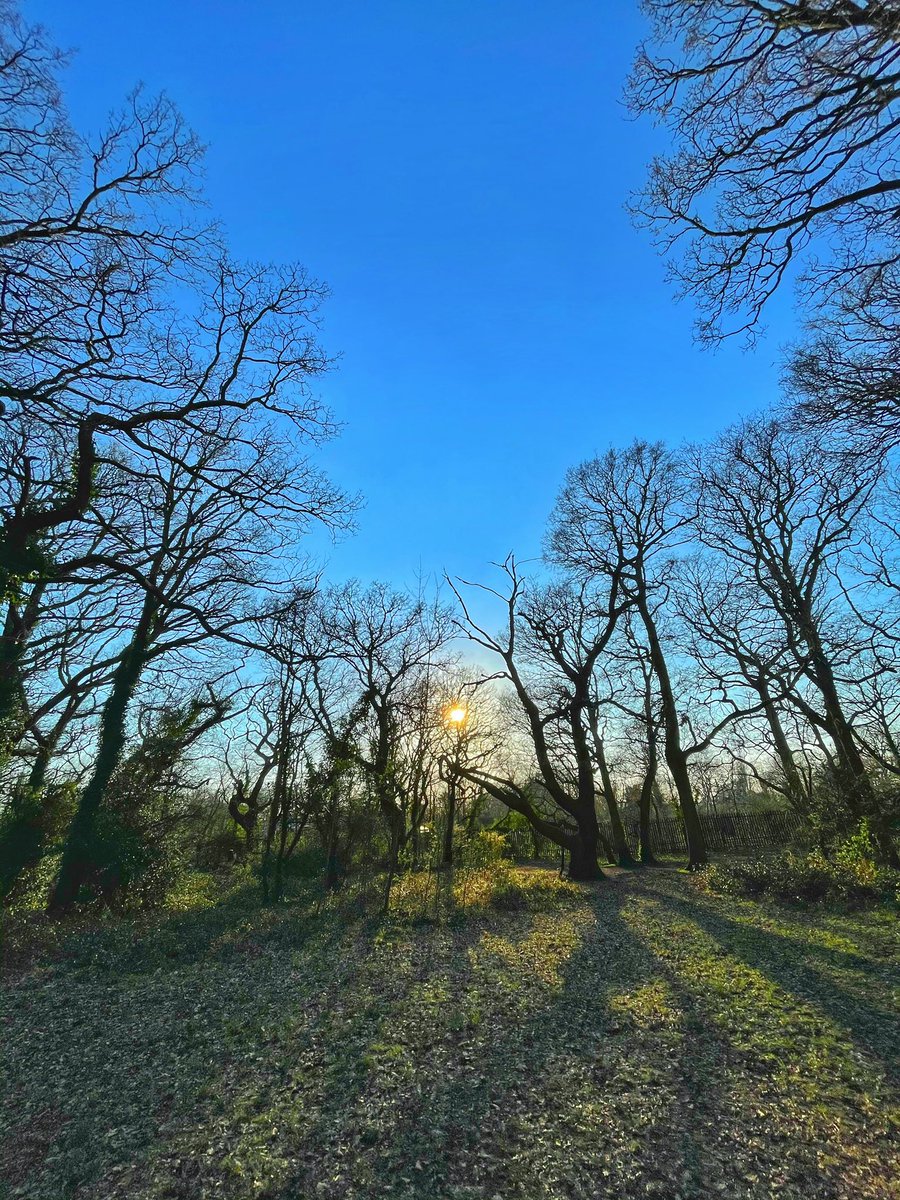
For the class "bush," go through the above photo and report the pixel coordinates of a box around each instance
[0,781,75,906]
[454,830,510,868]
[486,867,581,911]
[696,822,898,909]
[84,807,184,910]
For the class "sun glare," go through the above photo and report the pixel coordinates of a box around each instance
[446,704,468,726]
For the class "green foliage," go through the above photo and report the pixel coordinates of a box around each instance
[82,807,178,909]
[196,828,246,870]
[453,828,510,868]
[803,769,899,861]
[484,865,582,912]
[0,781,75,904]
[696,823,899,909]
[73,701,222,910]
[0,532,52,607]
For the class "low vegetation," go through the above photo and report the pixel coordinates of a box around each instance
[2,3,900,1196]
[696,824,900,911]
[2,866,897,1200]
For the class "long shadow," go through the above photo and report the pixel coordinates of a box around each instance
[645,878,900,1081]
[3,872,895,1200]
[343,871,898,1200]
[0,885,380,1199]
[118,893,561,1200]
[267,874,844,1200]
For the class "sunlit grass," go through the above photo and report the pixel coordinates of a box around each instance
[2,866,897,1199]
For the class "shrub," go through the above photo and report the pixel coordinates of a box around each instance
[454,829,510,869]
[486,867,581,911]
[0,781,76,906]
[696,823,898,909]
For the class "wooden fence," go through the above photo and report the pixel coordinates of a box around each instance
[505,807,804,861]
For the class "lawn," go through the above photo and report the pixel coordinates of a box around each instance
[1,867,897,1200]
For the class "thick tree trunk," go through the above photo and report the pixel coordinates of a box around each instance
[1,424,97,750]
[668,749,706,869]
[638,737,659,865]
[27,737,55,795]
[0,586,45,760]
[567,807,603,881]
[48,603,155,914]
[807,636,898,867]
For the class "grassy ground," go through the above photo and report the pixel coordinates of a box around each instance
[1,866,898,1200]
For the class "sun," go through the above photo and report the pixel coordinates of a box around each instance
[446,704,468,726]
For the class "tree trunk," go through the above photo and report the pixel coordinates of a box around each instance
[27,738,55,795]
[48,602,156,913]
[567,807,602,881]
[760,690,808,815]
[638,735,659,865]
[441,777,457,868]
[638,600,707,868]
[599,824,617,865]
[807,636,898,866]
[0,586,45,761]
[1,425,97,749]
[590,719,636,866]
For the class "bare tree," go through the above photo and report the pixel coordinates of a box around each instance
[695,416,898,862]
[673,556,814,814]
[629,0,900,344]
[301,581,451,895]
[0,8,350,746]
[548,441,709,868]
[449,558,629,880]
[48,417,339,911]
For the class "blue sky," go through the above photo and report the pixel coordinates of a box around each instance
[32,0,791,590]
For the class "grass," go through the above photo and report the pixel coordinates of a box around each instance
[1,865,898,1200]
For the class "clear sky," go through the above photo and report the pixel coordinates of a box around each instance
[31,1,791,590]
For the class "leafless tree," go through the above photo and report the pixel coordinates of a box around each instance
[449,558,629,880]
[548,441,710,867]
[629,0,900,345]
[300,581,452,897]
[673,556,814,813]
[48,417,338,911]
[0,7,351,746]
[694,416,898,862]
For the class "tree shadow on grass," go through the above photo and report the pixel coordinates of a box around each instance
[0,884,379,1200]
[255,873,886,1200]
[643,875,900,1083]
[2,870,896,1200]
[0,874,565,1199]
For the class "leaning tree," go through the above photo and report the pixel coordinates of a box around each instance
[0,6,349,750]
[449,558,630,880]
